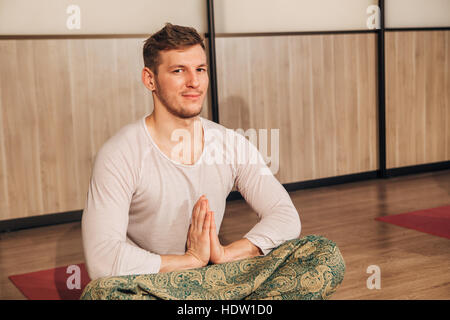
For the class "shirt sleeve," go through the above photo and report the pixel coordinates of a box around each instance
[81,145,161,280]
[233,133,301,255]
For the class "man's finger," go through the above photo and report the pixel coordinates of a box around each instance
[209,211,217,236]
[196,200,207,232]
[203,211,211,233]
[209,211,222,256]
[191,198,202,230]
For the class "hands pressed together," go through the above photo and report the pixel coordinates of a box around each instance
[159,194,263,273]
[185,195,227,268]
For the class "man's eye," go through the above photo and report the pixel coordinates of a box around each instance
[173,69,182,73]
[197,68,207,72]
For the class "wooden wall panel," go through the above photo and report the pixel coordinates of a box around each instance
[216,33,378,184]
[385,31,450,168]
[0,37,211,221]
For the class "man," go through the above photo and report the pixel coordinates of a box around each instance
[81,23,344,300]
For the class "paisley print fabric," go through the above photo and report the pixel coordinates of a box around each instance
[80,235,345,300]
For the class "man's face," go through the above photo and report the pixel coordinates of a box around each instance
[153,44,209,119]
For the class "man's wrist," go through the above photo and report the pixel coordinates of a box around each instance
[215,246,229,264]
[184,252,207,269]
[221,238,262,263]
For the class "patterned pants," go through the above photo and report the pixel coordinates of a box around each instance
[80,235,345,300]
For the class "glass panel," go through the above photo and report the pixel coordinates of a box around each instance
[214,0,379,33]
[0,0,207,35]
[385,0,450,28]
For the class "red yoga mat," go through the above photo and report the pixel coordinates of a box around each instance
[375,205,450,239]
[8,263,91,300]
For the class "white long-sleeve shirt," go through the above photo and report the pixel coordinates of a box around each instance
[82,114,301,280]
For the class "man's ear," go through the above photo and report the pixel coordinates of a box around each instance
[142,67,156,91]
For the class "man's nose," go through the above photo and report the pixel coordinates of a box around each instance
[186,70,200,88]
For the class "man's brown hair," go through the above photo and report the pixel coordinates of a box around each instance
[143,23,206,75]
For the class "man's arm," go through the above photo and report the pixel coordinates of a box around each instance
[229,133,301,256]
[84,149,214,277]
[159,254,204,273]
[205,199,262,264]
[211,236,263,265]
[222,238,263,261]
[82,147,162,280]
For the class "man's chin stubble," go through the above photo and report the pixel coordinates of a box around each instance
[167,103,203,119]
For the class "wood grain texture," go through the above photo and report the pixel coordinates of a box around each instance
[0,37,211,221]
[1,169,448,299]
[215,33,378,184]
[385,30,450,168]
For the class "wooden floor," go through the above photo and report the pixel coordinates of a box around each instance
[1,169,449,300]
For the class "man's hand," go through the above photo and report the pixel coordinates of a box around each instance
[209,208,227,264]
[204,196,263,265]
[195,196,226,264]
[185,195,212,268]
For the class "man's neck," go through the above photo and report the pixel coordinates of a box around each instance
[147,111,200,143]
[145,110,204,165]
